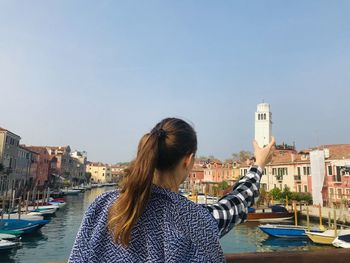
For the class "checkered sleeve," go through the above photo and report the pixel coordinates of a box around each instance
[203,165,263,238]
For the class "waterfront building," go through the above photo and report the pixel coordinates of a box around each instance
[46,145,73,183]
[310,144,350,206]
[15,145,35,189]
[24,146,50,187]
[0,127,21,192]
[110,164,127,183]
[188,164,205,192]
[70,150,88,184]
[255,102,272,148]
[86,162,111,183]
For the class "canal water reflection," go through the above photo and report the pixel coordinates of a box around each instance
[0,187,327,262]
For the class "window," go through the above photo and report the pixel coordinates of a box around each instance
[329,188,334,199]
[297,167,301,176]
[258,114,260,120]
[328,166,332,176]
[272,168,276,175]
[345,189,350,198]
[337,188,342,199]
[304,185,308,192]
[297,185,301,192]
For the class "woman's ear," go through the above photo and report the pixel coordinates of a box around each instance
[184,153,195,170]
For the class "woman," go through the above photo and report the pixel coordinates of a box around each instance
[69,117,275,262]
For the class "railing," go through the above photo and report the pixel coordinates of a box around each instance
[294,175,301,182]
[225,249,350,263]
[49,249,350,263]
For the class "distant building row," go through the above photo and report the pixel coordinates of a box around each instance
[0,127,87,190]
[187,144,350,206]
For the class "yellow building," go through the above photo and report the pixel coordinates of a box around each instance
[86,162,112,183]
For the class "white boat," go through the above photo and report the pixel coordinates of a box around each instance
[2,213,44,221]
[27,208,57,216]
[0,233,18,241]
[333,234,350,248]
[0,239,19,250]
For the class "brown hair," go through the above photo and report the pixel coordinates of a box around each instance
[107,118,197,246]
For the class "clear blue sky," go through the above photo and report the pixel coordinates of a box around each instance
[1,1,349,163]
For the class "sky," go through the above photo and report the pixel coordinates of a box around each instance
[0,1,350,163]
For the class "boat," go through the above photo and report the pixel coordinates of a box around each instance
[0,229,23,237]
[306,229,350,245]
[0,219,50,234]
[333,234,350,248]
[259,224,323,238]
[0,239,19,251]
[247,205,294,222]
[1,213,44,221]
[61,189,80,196]
[0,233,19,241]
[48,200,66,208]
[72,186,85,192]
[28,208,56,217]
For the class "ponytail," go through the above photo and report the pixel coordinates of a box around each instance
[107,132,159,246]
[107,118,197,246]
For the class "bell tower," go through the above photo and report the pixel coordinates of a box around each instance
[255,102,272,147]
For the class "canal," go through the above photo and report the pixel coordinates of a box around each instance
[0,187,328,263]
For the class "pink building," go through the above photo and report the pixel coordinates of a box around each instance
[24,146,50,188]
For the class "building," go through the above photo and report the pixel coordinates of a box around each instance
[255,102,272,148]
[312,145,350,206]
[0,127,22,192]
[24,146,50,188]
[110,164,127,183]
[188,164,205,192]
[70,151,88,184]
[46,145,72,182]
[15,145,34,189]
[86,162,112,183]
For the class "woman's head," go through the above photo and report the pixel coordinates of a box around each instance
[108,118,197,246]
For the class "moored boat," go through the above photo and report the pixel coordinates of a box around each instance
[0,233,19,241]
[333,234,350,248]
[259,224,323,238]
[247,205,294,222]
[1,213,44,221]
[0,239,19,251]
[306,229,350,245]
[0,219,49,234]
[0,229,23,237]
[61,189,80,196]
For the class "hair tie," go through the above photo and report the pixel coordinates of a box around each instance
[156,129,167,140]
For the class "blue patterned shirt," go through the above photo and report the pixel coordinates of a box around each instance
[68,166,262,262]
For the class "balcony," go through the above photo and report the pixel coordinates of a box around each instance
[294,175,301,182]
[275,175,283,182]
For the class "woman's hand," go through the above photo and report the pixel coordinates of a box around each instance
[253,137,276,169]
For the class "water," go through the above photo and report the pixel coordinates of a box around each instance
[0,187,329,262]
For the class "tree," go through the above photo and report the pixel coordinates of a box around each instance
[218,181,229,190]
[281,186,293,201]
[232,151,252,162]
[269,187,282,200]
